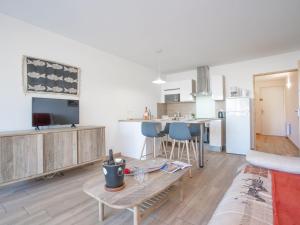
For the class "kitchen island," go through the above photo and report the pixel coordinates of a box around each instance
[118,118,216,168]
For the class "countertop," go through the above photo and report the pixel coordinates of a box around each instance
[118,118,223,123]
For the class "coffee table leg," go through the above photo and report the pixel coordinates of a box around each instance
[99,202,104,221]
[133,206,141,225]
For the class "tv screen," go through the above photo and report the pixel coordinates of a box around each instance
[32,97,79,127]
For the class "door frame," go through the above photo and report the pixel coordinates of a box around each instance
[253,68,298,149]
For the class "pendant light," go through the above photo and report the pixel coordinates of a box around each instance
[152,49,166,84]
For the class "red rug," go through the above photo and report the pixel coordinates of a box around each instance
[272,170,300,225]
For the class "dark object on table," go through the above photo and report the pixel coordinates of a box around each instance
[108,149,115,165]
[103,157,126,189]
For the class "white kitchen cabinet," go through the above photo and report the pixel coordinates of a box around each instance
[161,79,196,103]
[211,75,224,100]
[209,119,225,151]
[180,80,196,102]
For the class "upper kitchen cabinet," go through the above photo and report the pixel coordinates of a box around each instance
[161,79,196,103]
[211,75,224,100]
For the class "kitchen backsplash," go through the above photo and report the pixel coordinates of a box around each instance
[157,102,196,118]
[157,98,225,119]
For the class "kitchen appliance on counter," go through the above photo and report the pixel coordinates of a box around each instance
[226,97,250,155]
[229,87,249,97]
[229,86,240,97]
[218,111,225,118]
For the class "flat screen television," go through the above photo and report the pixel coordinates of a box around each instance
[32,97,79,128]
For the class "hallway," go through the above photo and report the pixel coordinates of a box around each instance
[256,134,299,156]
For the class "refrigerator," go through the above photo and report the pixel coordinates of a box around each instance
[226,97,250,155]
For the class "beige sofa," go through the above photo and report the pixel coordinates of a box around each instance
[208,150,300,225]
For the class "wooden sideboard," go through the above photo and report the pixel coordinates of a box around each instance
[0,126,105,186]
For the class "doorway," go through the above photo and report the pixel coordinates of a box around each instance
[254,70,299,156]
[260,86,285,136]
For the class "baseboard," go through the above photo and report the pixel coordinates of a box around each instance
[287,136,300,150]
[208,145,224,152]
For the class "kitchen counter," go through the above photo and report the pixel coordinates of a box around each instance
[118,118,220,168]
[118,118,221,123]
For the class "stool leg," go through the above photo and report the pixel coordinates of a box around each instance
[191,140,197,164]
[162,138,167,158]
[177,141,181,159]
[169,140,176,160]
[185,140,192,178]
[140,138,146,160]
[180,142,186,160]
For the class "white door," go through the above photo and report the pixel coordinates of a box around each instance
[260,86,285,136]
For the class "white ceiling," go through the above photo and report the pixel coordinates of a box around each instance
[0,0,300,73]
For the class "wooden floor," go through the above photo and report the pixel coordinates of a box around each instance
[0,150,245,225]
[256,134,299,156]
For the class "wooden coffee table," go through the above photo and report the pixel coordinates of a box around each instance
[83,158,188,225]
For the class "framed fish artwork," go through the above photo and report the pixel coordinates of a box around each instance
[23,56,80,96]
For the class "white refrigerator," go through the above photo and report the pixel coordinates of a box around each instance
[226,97,250,155]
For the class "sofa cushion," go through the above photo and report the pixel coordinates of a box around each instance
[208,165,273,225]
[246,150,300,174]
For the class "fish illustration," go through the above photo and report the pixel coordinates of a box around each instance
[27,59,45,67]
[28,84,46,91]
[27,72,46,79]
[64,66,78,73]
[47,86,63,92]
[47,63,63,70]
[64,77,77,83]
[64,87,77,94]
[47,74,63,81]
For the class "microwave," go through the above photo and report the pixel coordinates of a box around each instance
[165,94,180,103]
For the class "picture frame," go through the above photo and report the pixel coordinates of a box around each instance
[23,55,80,96]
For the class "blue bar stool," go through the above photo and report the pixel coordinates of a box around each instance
[189,123,200,153]
[161,122,170,136]
[169,123,197,177]
[140,122,167,160]
[161,122,170,148]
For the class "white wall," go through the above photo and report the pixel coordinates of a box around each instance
[210,51,300,97]
[285,71,299,147]
[166,51,300,97]
[0,14,160,153]
[165,70,196,82]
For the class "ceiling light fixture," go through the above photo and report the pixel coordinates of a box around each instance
[152,49,166,84]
